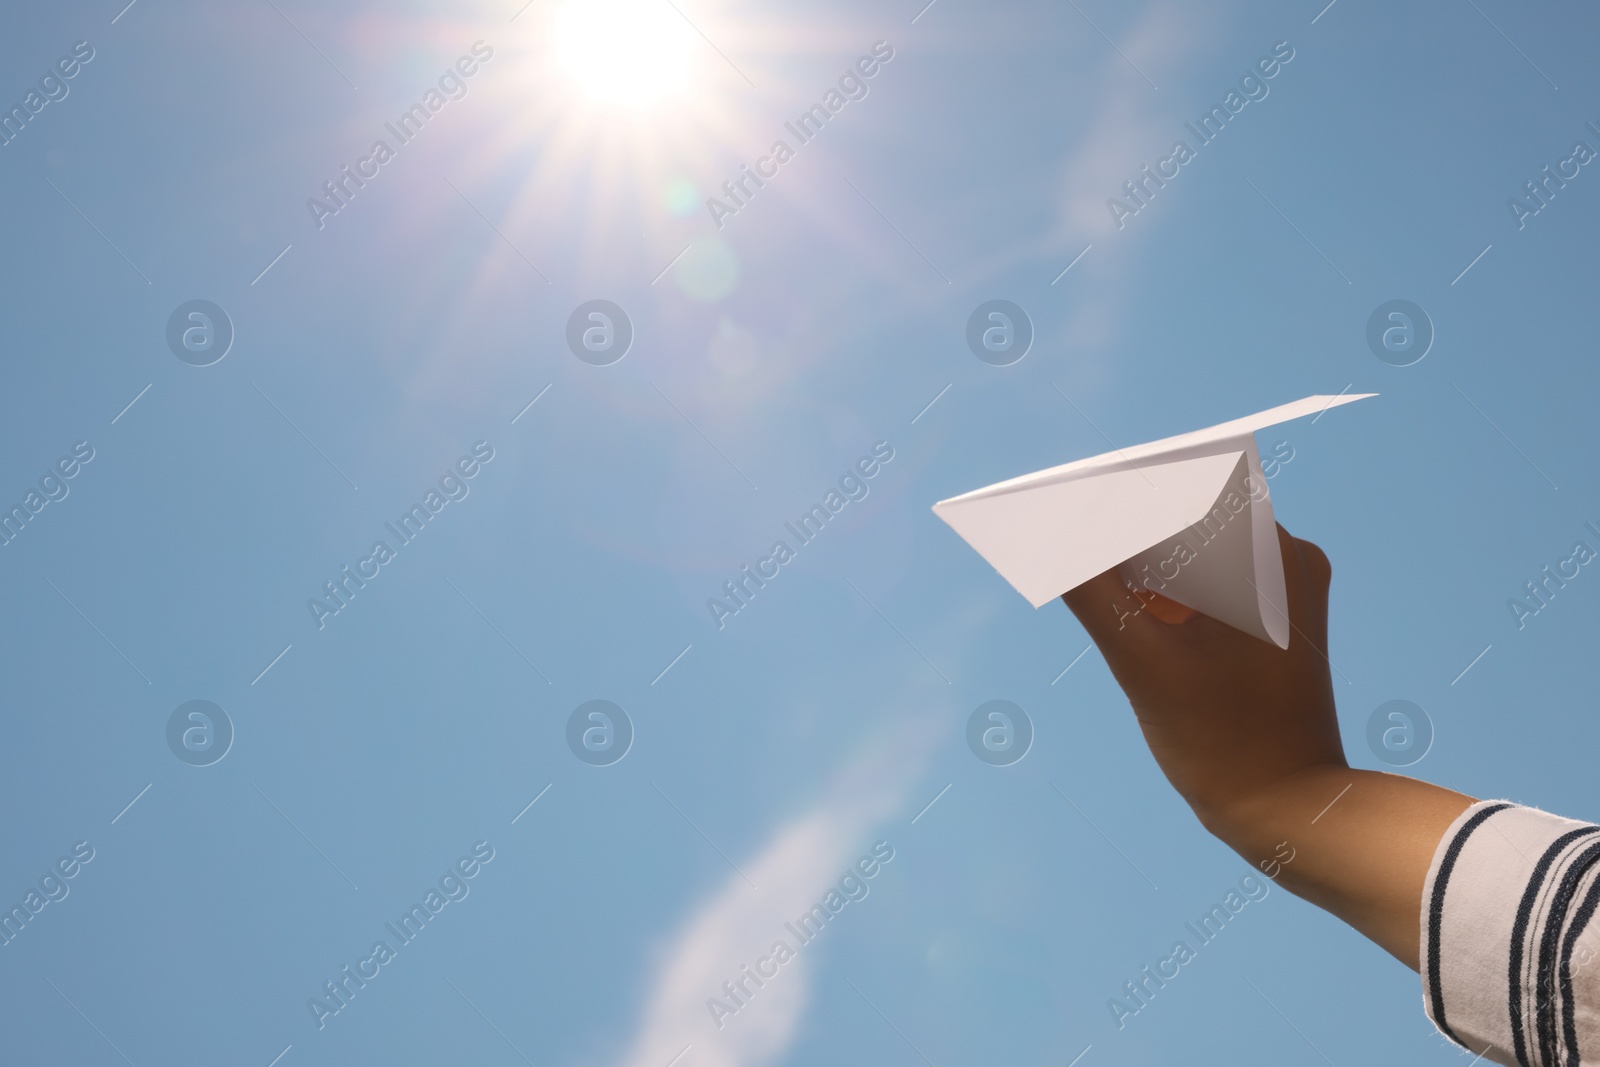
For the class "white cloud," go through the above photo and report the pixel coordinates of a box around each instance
[609,710,943,1067]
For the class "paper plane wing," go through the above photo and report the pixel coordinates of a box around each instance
[931,393,1374,646]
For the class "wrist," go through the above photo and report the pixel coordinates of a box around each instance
[1189,759,1352,855]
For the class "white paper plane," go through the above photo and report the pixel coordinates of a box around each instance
[932,393,1375,647]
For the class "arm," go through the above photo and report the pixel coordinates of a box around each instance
[1062,524,1475,969]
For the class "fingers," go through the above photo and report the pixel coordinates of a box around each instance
[1296,536,1333,598]
[1066,527,1333,658]
[1139,588,1198,624]
[1061,567,1161,650]
[1276,524,1327,602]
[1277,523,1332,652]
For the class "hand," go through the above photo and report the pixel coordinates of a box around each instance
[1061,523,1346,832]
[1062,523,1474,968]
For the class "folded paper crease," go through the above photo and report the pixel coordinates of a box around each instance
[931,393,1375,647]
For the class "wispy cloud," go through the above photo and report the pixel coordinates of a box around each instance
[611,705,944,1067]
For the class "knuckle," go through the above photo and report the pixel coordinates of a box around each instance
[1298,539,1333,583]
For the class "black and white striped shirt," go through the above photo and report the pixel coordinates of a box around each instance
[1423,800,1600,1066]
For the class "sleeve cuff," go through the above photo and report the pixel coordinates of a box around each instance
[1421,799,1600,1067]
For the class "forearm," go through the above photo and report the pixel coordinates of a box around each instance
[1202,763,1476,969]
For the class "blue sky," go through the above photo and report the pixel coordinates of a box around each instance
[2,0,1598,1064]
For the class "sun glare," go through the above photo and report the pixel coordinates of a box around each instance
[550,0,702,111]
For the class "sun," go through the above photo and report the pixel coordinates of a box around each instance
[549,0,703,112]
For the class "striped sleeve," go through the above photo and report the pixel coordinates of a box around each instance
[1422,800,1600,1066]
